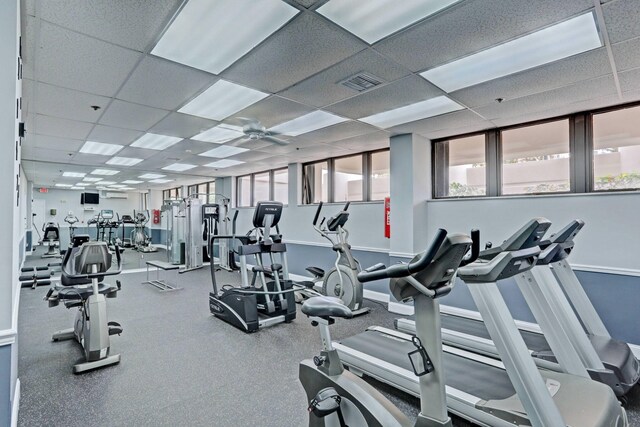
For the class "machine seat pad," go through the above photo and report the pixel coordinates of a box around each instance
[57,283,115,300]
[302,296,353,319]
[306,266,325,278]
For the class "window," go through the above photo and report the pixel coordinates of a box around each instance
[501,119,570,195]
[188,185,197,196]
[254,172,270,203]
[592,106,640,191]
[162,189,170,201]
[273,168,288,204]
[434,135,486,197]
[334,155,363,202]
[303,161,329,204]
[237,175,251,207]
[370,150,390,200]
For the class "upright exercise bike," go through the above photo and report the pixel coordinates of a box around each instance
[41,222,61,258]
[299,228,478,426]
[44,235,123,373]
[298,202,369,316]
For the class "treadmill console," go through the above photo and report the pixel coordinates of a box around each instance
[100,209,114,220]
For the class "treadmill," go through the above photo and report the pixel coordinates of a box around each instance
[334,222,628,427]
[395,219,640,398]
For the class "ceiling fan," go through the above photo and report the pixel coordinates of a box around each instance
[233,117,289,146]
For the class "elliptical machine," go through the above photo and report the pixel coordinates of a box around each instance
[132,210,157,252]
[44,235,123,374]
[297,202,369,317]
[299,229,478,427]
[64,212,79,240]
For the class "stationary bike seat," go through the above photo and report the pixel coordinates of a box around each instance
[306,266,325,278]
[302,296,353,319]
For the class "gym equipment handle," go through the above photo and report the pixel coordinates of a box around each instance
[61,243,123,279]
[343,201,350,212]
[460,229,480,266]
[312,201,323,226]
[357,229,448,282]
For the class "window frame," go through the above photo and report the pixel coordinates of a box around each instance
[236,167,289,207]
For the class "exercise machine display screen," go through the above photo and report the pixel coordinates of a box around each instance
[100,209,114,219]
[203,206,218,216]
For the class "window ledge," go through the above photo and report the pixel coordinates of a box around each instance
[297,200,385,207]
[429,190,640,203]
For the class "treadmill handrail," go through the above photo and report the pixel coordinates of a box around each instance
[357,229,448,282]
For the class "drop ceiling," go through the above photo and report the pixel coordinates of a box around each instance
[20,0,640,191]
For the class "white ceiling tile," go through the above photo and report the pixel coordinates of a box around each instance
[29,134,85,152]
[375,0,593,72]
[224,150,275,163]
[88,125,144,145]
[35,82,110,122]
[36,21,142,97]
[280,48,411,108]
[389,109,491,136]
[38,0,182,51]
[163,139,217,156]
[22,16,36,80]
[148,112,219,139]
[21,79,35,116]
[612,37,640,72]
[293,120,379,144]
[70,153,120,166]
[99,100,169,131]
[602,0,640,44]
[325,75,443,119]
[230,95,315,128]
[116,146,159,160]
[35,114,94,140]
[222,13,367,92]
[117,56,216,110]
[450,48,612,108]
[22,147,80,163]
[323,131,390,151]
[229,138,278,151]
[288,0,325,8]
[421,123,495,140]
[618,67,640,93]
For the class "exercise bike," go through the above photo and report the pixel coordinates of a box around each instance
[299,229,478,426]
[44,235,123,374]
[297,202,369,317]
[41,221,61,258]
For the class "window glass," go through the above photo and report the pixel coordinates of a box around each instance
[370,151,390,200]
[502,120,570,195]
[237,175,251,207]
[303,161,329,203]
[196,183,207,204]
[435,135,486,198]
[593,106,640,191]
[206,181,216,204]
[273,169,288,204]
[334,155,363,202]
[254,172,270,203]
[188,185,197,196]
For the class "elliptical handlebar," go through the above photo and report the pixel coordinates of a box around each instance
[357,229,448,283]
[61,243,123,279]
[343,201,350,211]
[312,201,323,226]
[460,229,480,266]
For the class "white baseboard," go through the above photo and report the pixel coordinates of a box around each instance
[363,289,389,304]
[11,379,20,427]
[388,301,414,316]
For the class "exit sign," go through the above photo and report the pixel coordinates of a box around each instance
[39,188,48,193]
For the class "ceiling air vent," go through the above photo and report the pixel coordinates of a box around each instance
[340,72,384,92]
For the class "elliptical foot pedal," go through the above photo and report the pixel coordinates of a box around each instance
[108,321,123,336]
[309,387,347,426]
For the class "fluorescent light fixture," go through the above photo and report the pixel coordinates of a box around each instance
[62,172,85,178]
[98,181,116,185]
[121,180,143,184]
[318,0,460,44]
[55,183,72,188]
[151,0,299,74]
[91,169,119,176]
[70,186,84,190]
[120,187,135,191]
[108,184,127,188]
[82,177,103,182]
[80,141,123,156]
[75,182,90,186]
[199,146,248,158]
[162,163,197,172]
[192,124,244,144]
[131,133,182,150]
[106,157,143,166]
[149,179,173,184]
[139,173,166,179]
[179,80,268,121]
[269,111,348,136]
[204,159,245,168]
[420,12,602,92]
[359,96,463,128]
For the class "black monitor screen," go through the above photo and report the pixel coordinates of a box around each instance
[81,192,99,205]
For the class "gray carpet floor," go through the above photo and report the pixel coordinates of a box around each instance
[17,256,640,426]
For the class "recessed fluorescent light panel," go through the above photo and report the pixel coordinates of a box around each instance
[162,163,197,172]
[199,146,249,158]
[120,187,135,191]
[70,186,84,190]
[106,157,144,166]
[97,181,116,185]
[179,80,268,121]
[55,183,72,188]
[151,0,298,74]
[131,133,182,150]
[79,141,123,156]
[192,124,244,144]
[359,96,464,128]
[205,159,245,168]
[421,12,602,92]
[82,177,103,182]
[75,182,90,186]
[121,180,143,184]
[269,111,348,136]
[108,184,127,188]
[62,172,85,178]
[91,169,119,176]
[318,0,460,44]
[139,173,166,179]
[149,179,173,184]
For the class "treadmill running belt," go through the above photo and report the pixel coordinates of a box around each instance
[338,330,516,401]
[441,314,551,352]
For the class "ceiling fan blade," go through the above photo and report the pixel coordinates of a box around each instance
[235,116,262,129]
[262,135,289,146]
